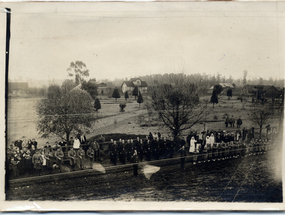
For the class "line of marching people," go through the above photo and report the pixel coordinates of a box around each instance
[107,130,274,171]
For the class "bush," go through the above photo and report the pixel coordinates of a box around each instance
[119,103,126,112]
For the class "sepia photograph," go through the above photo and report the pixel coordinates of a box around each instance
[1,1,284,210]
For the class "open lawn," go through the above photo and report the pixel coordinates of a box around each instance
[8,95,281,148]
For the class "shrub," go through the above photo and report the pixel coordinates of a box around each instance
[119,103,126,112]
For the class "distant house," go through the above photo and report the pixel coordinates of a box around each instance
[9,82,28,96]
[242,85,281,101]
[209,82,234,93]
[121,78,148,94]
[97,82,114,95]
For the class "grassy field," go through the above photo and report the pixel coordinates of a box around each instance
[7,94,281,148]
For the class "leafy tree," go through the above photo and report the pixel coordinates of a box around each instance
[61,79,77,93]
[150,78,205,139]
[248,105,272,138]
[137,91,143,108]
[94,98,101,111]
[213,85,223,95]
[81,79,98,100]
[132,86,139,99]
[227,88,233,100]
[112,88,121,102]
[210,90,218,108]
[67,61,89,85]
[125,91,129,100]
[36,84,96,144]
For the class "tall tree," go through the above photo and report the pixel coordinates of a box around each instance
[94,98,101,111]
[36,84,96,144]
[248,105,272,138]
[137,91,143,108]
[112,88,121,102]
[132,86,139,99]
[150,78,205,139]
[67,61,89,85]
[125,91,129,100]
[210,90,218,108]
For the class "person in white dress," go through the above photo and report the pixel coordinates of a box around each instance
[189,136,197,153]
[209,133,215,147]
[73,137,81,150]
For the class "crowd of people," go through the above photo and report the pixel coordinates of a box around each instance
[7,134,94,177]
[107,129,274,170]
[7,127,277,178]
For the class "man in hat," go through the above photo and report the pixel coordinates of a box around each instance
[131,150,139,177]
[68,147,77,171]
[111,141,118,165]
[45,146,54,174]
[54,147,64,173]
[237,117,243,129]
[90,140,100,162]
[144,139,151,161]
[32,149,43,176]
[86,145,94,168]
[77,146,85,169]
[119,140,126,164]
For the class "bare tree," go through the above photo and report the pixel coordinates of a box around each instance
[248,105,273,138]
[150,76,205,139]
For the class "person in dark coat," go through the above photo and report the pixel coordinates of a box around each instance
[119,140,126,164]
[237,118,243,129]
[14,138,23,150]
[225,116,230,128]
[31,139,38,150]
[131,150,139,177]
[231,115,235,128]
[144,139,151,161]
[148,132,153,141]
[10,157,20,178]
[111,141,118,165]
[23,147,32,175]
[137,139,144,162]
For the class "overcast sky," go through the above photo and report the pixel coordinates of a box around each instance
[1,2,284,82]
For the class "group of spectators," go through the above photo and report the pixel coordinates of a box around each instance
[7,134,101,177]
[8,125,277,178]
